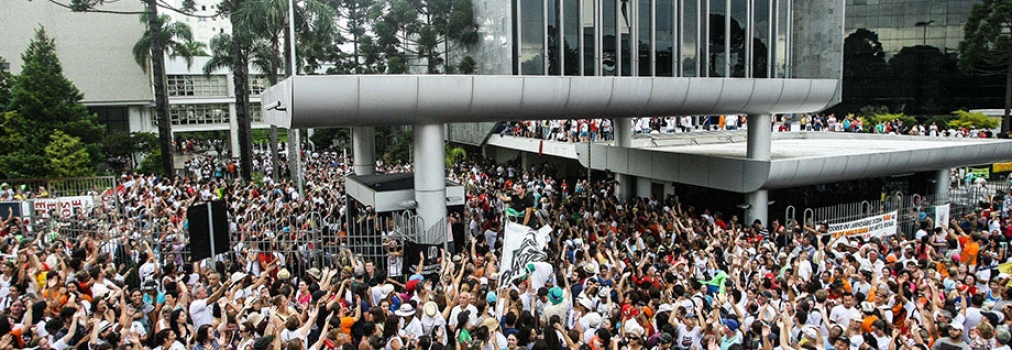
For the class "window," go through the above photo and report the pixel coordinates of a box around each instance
[167,75,228,97]
[249,76,270,95]
[250,103,263,123]
[90,107,130,133]
[167,104,229,125]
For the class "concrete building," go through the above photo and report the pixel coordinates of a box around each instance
[162,0,232,46]
[0,0,154,134]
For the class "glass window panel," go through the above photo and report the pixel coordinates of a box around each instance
[583,0,596,75]
[521,0,546,75]
[709,0,727,77]
[548,0,562,75]
[638,0,651,76]
[753,0,770,78]
[681,0,699,77]
[729,0,746,77]
[564,0,581,75]
[168,104,230,125]
[620,0,632,76]
[775,0,788,78]
[602,0,617,76]
[655,0,673,77]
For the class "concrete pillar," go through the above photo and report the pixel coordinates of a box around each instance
[352,126,376,175]
[614,118,633,146]
[269,126,280,182]
[746,114,772,225]
[413,123,447,242]
[935,169,950,204]
[636,177,653,199]
[229,104,240,158]
[614,118,634,200]
[746,114,772,161]
[746,190,769,226]
[288,129,303,194]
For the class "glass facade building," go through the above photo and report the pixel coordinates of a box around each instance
[845,0,975,58]
[496,0,804,79]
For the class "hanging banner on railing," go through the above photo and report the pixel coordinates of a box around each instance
[827,210,899,240]
[934,204,950,230]
[498,220,552,285]
[402,241,442,278]
[30,196,95,218]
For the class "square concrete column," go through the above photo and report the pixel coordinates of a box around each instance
[352,126,376,175]
[413,123,447,242]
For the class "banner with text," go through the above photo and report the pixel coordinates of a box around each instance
[498,221,552,286]
[827,210,898,240]
[934,204,950,230]
[31,196,95,218]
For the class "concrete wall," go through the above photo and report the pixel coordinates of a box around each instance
[792,0,845,106]
[447,122,498,146]
[0,0,154,105]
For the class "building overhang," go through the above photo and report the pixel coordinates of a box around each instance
[261,75,839,129]
[345,173,465,213]
[481,132,1012,193]
[571,132,1012,192]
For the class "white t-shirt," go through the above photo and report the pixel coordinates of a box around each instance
[448,304,478,330]
[189,299,214,329]
[676,324,703,350]
[829,305,860,327]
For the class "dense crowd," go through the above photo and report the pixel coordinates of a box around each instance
[0,144,1010,350]
[503,114,1006,142]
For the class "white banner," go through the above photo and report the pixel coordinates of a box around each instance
[935,204,950,230]
[30,196,95,218]
[827,210,898,240]
[498,220,552,285]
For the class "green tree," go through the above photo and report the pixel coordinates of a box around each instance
[0,56,11,111]
[103,131,159,172]
[309,128,348,151]
[948,110,1001,130]
[137,148,164,174]
[445,145,466,168]
[45,130,94,177]
[132,14,206,70]
[958,0,1012,133]
[43,0,207,177]
[1,28,105,178]
[458,55,476,74]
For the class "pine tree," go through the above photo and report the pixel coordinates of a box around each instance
[0,27,105,178]
[45,130,94,177]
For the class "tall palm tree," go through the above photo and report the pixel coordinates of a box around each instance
[132,14,207,70]
[234,0,337,82]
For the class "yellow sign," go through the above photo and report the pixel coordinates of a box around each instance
[994,162,1012,173]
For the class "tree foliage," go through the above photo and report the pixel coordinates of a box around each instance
[103,132,159,172]
[0,56,11,111]
[445,145,466,168]
[0,28,105,178]
[958,0,1012,133]
[45,130,94,177]
[132,14,206,71]
[948,110,1000,130]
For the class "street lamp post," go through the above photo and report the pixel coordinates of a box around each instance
[915,20,934,46]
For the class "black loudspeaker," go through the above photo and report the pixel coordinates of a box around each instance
[188,201,230,262]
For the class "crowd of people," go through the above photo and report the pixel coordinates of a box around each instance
[0,143,1010,350]
[502,114,1008,142]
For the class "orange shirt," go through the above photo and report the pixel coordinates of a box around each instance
[962,240,980,265]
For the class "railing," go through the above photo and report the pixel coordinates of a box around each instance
[0,176,118,198]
